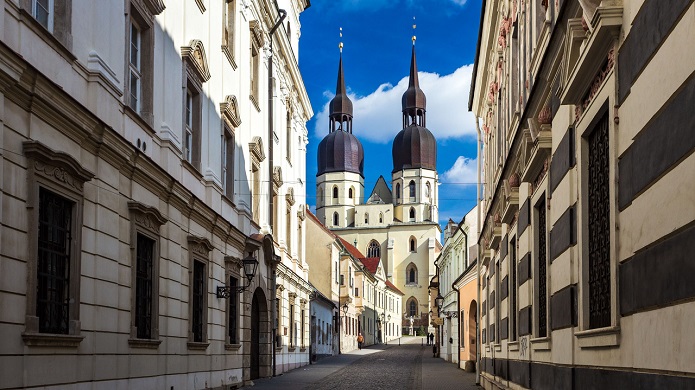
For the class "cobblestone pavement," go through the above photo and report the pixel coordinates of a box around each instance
[242,337,480,390]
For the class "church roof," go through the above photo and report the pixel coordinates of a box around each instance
[392,124,437,172]
[368,175,392,204]
[402,45,426,113]
[329,54,353,119]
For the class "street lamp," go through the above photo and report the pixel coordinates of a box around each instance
[216,252,259,298]
[435,293,444,312]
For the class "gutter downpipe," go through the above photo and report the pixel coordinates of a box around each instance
[451,228,468,368]
[268,6,287,378]
[475,116,482,385]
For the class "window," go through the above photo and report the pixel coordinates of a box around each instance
[182,39,209,170]
[249,21,263,109]
[23,141,93,347]
[301,308,305,348]
[275,296,282,347]
[249,136,265,223]
[128,21,141,112]
[125,2,157,125]
[355,288,359,297]
[409,207,416,222]
[37,189,73,334]
[33,0,53,31]
[289,304,295,347]
[349,187,353,199]
[333,212,339,227]
[536,196,548,338]
[396,183,401,201]
[335,261,339,284]
[379,213,383,223]
[349,266,353,287]
[286,109,292,162]
[364,213,369,224]
[222,126,235,199]
[222,0,237,67]
[332,186,339,201]
[367,240,380,258]
[188,236,212,348]
[587,111,611,329]
[340,274,344,286]
[406,263,418,284]
[184,86,199,166]
[286,204,292,256]
[409,180,416,200]
[407,297,418,317]
[409,236,417,252]
[318,187,323,207]
[425,181,431,198]
[129,201,166,345]
[228,276,238,344]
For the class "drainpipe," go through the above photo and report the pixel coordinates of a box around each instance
[268,7,287,378]
[475,116,482,385]
[451,228,468,368]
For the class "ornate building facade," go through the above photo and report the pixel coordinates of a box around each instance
[470,0,695,388]
[315,45,441,335]
[0,0,312,388]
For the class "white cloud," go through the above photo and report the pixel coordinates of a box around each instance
[450,0,468,5]
[442,156,478,185]
[314,64,476,144]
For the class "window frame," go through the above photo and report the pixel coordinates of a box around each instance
[187,236,213,349]
[32,0,54,33]
[22,141,94,347]
[406,263,418,285]
[408,180,416,201]
[124,1,156,126]
[222,0,237,68]
[128,201,166,347]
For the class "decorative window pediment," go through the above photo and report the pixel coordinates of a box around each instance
[182,39,211,84]
[187,235,214,256]
[273,166,283,193]
[220,95,242,128]
[23,141,94,193]
[143,0,165,15]
[286,187,295,206]
[128,201,167,233]
[249,136,266,164]
[249,20,265,48]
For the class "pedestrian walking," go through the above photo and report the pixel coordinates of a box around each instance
[357,333,364,350]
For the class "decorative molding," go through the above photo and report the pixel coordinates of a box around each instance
[220,95,242,128]
[249,136,266,163]
[249,20,265,48]
[182,40,211,83]
[23,141,95,192]
[128,201,167,232]
[273,166,283,193]
[187,235,214,256]
[286,187,295,206]
[142,0,165,15]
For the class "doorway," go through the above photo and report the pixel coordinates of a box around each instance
[250,288,269,379]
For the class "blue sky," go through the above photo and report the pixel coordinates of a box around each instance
[298,0,482,227]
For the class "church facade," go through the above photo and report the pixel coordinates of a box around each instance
[315,46,442,333]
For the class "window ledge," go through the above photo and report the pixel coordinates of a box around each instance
[18,9,75,63]
[275,346,283,352]
[493,343,502,352]
[288,346,297,352]
[187,341,210,350]
[300,347,307,352]
[128,338,162,349]
[182,160,203,179]
[22,332,84,347]
[530,336,551,351]
[124,105,155,136]
[575,326,620,349]
[508,341,520,351]
[225,343,242,351]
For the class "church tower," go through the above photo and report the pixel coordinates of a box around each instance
[391,44,439,224]
[316,52,364,228]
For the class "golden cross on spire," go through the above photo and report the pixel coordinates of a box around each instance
[412,17,417,45]
[339,27,343,53]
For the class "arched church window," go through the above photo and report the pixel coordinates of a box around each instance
[367,240,380,258]
[349,187,353,199]
[379,213,383,223]
[409,207,416,221]
[332,186,338,200]
[425,182,431,198]
[396,183,401,201]
[406,263,418,284]
[409,236,417,252]
[318,187,323,207]
[409,180,416,200]
[365,213,369,224]
[407,297,418,317]
[333,212,339,227]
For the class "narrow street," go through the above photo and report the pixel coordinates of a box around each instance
[242,337,479,390]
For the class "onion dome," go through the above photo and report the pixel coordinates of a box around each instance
[392,45,437,173]
[317,54,364,177]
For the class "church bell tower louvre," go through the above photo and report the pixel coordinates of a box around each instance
[315,48,365,229]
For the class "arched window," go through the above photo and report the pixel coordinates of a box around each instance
[317,187,323,207]
[332,186,338,201]
[409,207,416,221]
[409,236,417,252]
[406,263,418,284]
[425,182,431,198]
[349,187,353,199]
[333,212,339,226]
[364,213,369,224]
[396,183,401,200]
[409,180,416,200]
[379,213,383,223]
[367,240,380,258]
[407,297,418,317]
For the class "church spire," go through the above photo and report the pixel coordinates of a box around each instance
[402,20,426,128]
[329,28,353,133]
